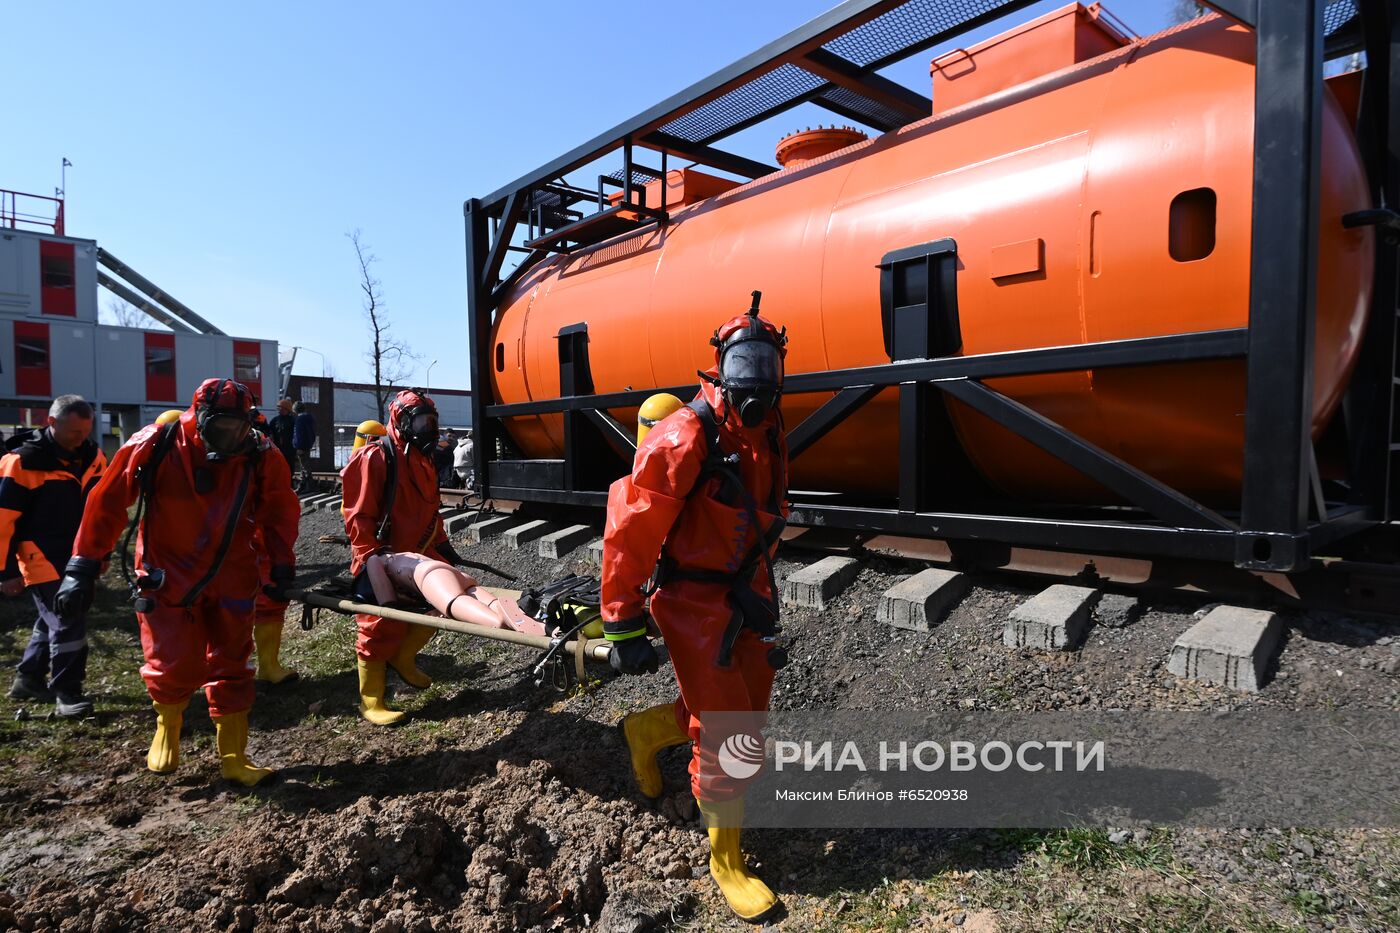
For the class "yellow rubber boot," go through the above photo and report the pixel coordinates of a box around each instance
[388,624,435,689]
[358,659,406,726]
[620,703,689,798]
[697,798,779,923]
[214,710,274,787]
[147,698,189,774]
[253,621,299,685]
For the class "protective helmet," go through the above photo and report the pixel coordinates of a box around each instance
[353,419,387,449]
[154,410,183,427]
[708,290,787,428]
[191,378,255,457]
[387,388,439,455]
[636,393,684,445]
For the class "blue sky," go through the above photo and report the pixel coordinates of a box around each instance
[5,0,1181,388]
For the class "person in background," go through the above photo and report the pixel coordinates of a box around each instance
[291,401,316,493]
[1,396,106,717]
[268,399,297,478]
[453,431,474,489]
[435,430,458,488]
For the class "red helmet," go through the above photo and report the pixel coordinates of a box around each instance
[709,291,787,427]
[711,291,788,363]
[191,378,255,456]
[387,388,440,454]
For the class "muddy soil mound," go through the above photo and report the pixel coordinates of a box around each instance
[11,760,703,933]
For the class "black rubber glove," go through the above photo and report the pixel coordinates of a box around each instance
[606,614,659,676]
[55,556,101,617]
[609,634,659,676]
[263,564,296,602]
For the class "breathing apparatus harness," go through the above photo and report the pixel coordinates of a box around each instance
[648,396,789,671]
[516,575,603,689]
[119,393,261,612]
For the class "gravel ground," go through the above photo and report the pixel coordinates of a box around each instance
[0,501,1395,932]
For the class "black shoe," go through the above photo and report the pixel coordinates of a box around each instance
[54,692,94,717]
[8,673,53,701]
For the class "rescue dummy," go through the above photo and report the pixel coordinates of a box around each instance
[341,389,467,725]
[602,291,789,923]
[56,379,301,786]
[364,552,541,635]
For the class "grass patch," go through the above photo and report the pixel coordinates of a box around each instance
[976,828,1174,874]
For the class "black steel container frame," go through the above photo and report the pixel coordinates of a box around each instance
[464,0,1398,573]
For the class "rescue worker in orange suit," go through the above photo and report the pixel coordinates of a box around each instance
[55,379,300,786]
[603,292,789,923]
[341,389,464,726]
[1,395,106,717]
[249,405,298,685]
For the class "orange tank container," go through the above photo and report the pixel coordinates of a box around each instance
[489,9,1374,506]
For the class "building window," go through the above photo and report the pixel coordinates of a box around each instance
[39,241,77,316]
[146,346,173,376]
[235,353,260,383]
[233,340,262,401]
[14,321,51,397]
[144,332,177,402]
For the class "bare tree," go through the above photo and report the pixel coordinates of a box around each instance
[1170,0,1207,23]
[348,230,417,421]
[100,294,163,330]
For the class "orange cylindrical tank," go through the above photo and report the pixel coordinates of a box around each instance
[489,12,1374,505]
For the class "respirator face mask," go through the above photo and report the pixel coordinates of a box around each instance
[400,408,440,454]
[720,337,784,428]
[198,411,253,457]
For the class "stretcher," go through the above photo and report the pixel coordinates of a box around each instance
[287,580,615,687]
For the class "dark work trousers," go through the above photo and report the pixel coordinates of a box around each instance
[16,580,88,693]
[296,450,313,492]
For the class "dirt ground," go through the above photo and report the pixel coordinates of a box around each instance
[0,503,1397,932]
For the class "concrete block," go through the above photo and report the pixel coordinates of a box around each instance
[1094,593,1142,629]
[444,511,479,534]
[1003,584,1099,650]
[467,514,520,544]
[503,519,552,550]
[586,539,604,566]
[1168,605,1281,692]
[782,556,861,610]
[877,568,969,632]
[538,524,594,559]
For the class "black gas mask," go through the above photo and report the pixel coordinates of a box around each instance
[196,408,253,457]
[395,399,440,455]
[711,291,787,429]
